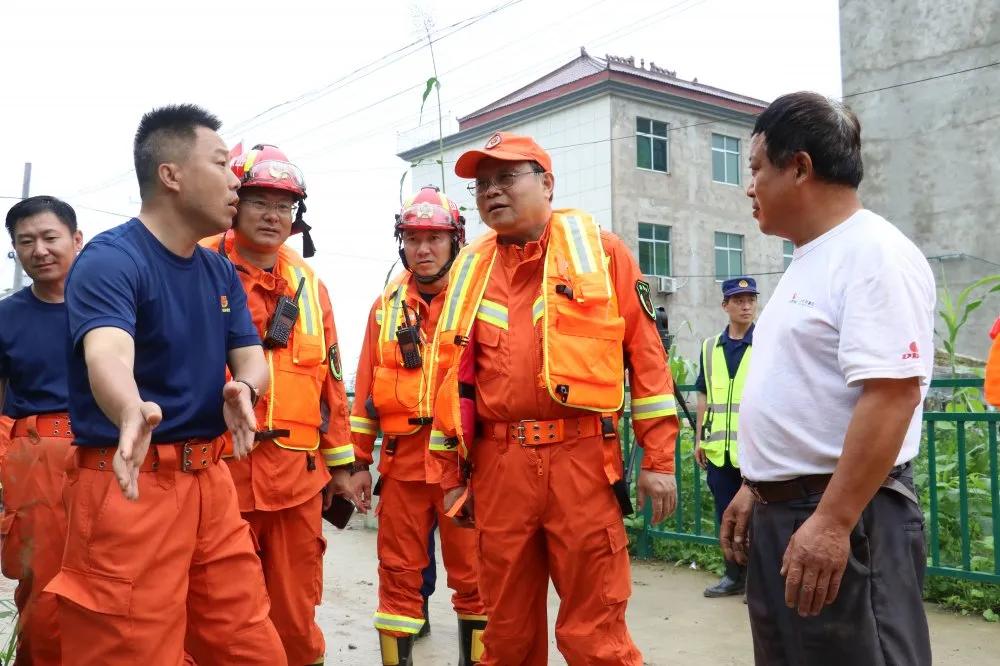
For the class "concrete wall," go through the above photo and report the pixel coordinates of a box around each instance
[608,94,785,368]
[409,95,613,243]
[840,0,1000,362]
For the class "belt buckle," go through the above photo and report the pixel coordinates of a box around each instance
[181,440,213,473]
[511,420,533,445]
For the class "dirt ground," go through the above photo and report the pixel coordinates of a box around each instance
[321,523,998,665]
[1,521,995,664]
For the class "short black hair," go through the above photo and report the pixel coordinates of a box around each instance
[752,92,863,188]
[5,195,78,241]
[133,104,222,199]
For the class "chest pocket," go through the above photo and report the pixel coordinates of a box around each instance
[474,321,507,384]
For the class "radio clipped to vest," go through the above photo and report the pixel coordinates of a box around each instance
[395,302,423,369]
[264,277,305,349]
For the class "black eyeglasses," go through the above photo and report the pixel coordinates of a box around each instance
[466,170,544,196]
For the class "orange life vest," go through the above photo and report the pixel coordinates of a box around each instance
[370,272,435,436]
[429,209,625,458]
[203,233,330,451]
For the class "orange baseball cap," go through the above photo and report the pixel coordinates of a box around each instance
[454,131,552,178]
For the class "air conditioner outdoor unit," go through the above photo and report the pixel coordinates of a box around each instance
[655,276,677,294]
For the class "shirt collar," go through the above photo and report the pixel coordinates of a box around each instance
[718,322,755,346]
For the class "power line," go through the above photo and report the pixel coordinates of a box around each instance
[842,61,1000,98]
[0,195,133,218]
[288,0,709,160]
[68,0,529,200]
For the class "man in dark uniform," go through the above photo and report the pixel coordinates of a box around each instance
[694,276,757,597]
[0,195,83,664]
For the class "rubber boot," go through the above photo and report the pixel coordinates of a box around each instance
[457,615,488,665]
[379,632,414,666]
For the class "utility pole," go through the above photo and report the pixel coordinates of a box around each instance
[12,162,30,290]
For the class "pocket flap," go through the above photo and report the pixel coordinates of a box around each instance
[606,520,628,554]
[476,322,502,347]
[45,567,132,617]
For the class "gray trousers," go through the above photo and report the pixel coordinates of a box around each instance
[746,470,931,665]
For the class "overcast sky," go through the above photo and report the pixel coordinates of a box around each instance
[0,0,842,375]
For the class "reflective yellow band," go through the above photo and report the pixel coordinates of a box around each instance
[442,252,480,331]
[323,445,355,466]
[375,309,384,325]
[429,430,452,451]
[561,214,598,275]
[631,394,678,420]
[476,298,508,330]
[386,284,408,342]
[374,612,424,635]
[532,296,544,324]
[350,415,378,435]
[457,613,488,622]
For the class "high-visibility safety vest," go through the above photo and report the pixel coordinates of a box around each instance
[368,272,435,436]
[428,209,626,459]
[262,251,331,452]
[700,333,752,467]
[203,233,332,453]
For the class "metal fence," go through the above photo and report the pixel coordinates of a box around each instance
[622,378,1000,585]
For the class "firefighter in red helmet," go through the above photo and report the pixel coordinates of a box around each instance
[200,143,358,665]
[349,186,486,665]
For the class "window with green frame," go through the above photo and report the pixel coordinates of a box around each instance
[712,133,741,185]
[636,117,668,172]
[638,223,671,276]
[714,232,744,281]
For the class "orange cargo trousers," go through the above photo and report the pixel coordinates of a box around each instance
[242,492,328,665]
[375,477,484,635]
[0,415,74,665]
[470,429,642,666]
[45,440,287,666]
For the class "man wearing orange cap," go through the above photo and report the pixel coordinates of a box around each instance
[203,144,357,665]
[429,132,680,664]
[349,185,487,666]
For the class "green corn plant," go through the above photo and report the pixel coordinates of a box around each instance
[937,274,1000,377]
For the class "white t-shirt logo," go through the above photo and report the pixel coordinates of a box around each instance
[903,341,920,360]
[789,292,816,308]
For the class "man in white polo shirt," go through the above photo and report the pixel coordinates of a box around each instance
[720,92,935,665]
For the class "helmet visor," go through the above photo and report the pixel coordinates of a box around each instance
[242,160,306,194]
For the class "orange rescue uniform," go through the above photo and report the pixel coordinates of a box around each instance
[1,414,73,665]
[205,233,355,665]
[351,272,485,638]
[430,212,678,665]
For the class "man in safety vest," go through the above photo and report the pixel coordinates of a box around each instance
[0,196,83,664]
[349,186,487,666]
[694,275,758,598]
[431,132,679,665]
[203,144,358,665]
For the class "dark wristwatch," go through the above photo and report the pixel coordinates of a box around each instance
[235,379,259,407]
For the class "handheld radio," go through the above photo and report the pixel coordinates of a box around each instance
[396,303,423,369]
[264,277,305,349]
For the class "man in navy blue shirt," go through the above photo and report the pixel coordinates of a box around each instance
[694,276,757,598]
[45,105,287,665]
[0,195,83,664]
